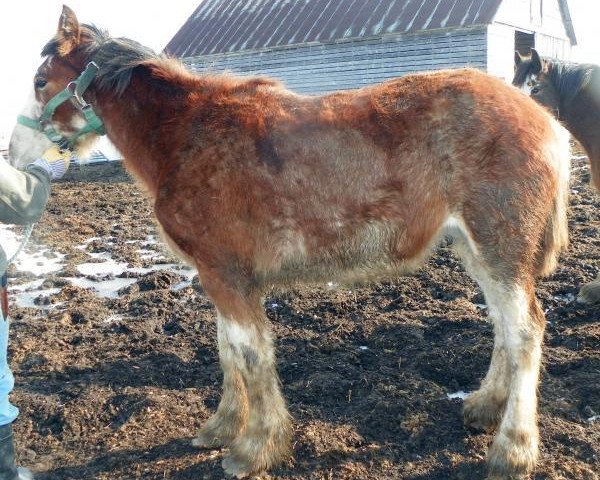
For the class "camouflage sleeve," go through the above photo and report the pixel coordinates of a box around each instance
[0,154,51,225]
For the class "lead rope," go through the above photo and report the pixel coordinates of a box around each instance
[1,223,35,319]
[6,223,35,265]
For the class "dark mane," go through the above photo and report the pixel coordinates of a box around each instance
[547,59,596,106]
[42,24,158,95]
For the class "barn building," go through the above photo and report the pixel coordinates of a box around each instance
[165,0,577,94]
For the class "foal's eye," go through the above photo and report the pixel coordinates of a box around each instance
[34,78,48,89]
[531,87,540,94]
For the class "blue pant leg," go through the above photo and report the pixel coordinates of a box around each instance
[0,313,19,426]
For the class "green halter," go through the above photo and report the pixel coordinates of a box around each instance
[17,61,106,151]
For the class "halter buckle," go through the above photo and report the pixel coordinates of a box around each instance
[67,81,89,108]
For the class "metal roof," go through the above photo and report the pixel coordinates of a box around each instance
[165,0,505,57]
[558,0,577,45]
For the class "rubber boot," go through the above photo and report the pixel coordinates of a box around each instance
[0,424,33,480]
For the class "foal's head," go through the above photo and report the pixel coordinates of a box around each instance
[9,5,156,168]
[513,49,561,116]
[9,6,101,166]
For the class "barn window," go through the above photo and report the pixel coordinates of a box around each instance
[515,30,535,56]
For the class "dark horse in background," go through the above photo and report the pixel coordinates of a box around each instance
[514,49,600,304]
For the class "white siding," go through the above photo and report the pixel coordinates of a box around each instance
[487,23,516,82]
[493,0,570,41]
[535,32,571,59]
[490,0,571,75]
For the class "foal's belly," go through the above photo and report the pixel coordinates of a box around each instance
[255,219,441,287]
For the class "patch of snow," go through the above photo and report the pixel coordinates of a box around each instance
[103,314,124,324]
[6,232,198,306]
[0,225,65,275]
[447,390,470,400]
[10,279,45,292]
[15,288,61,309]
[553,293,575,303]
[587,415,599,424]
[76,258,128,277]
[172,280,192,292]
[137,248,165,261]
[65,277,137,298]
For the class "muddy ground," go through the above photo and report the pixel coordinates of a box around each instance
[4,153,599,480]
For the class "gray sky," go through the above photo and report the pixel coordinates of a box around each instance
[0,0,598,148]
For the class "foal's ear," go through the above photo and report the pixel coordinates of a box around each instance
[530,49,544,74]
[515,51,524,67]
[56,5,81,56]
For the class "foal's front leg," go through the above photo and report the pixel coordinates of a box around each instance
[192,320,249,448]
[219,313,292,477]
[194,286,292,477]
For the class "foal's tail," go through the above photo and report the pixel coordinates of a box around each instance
[536,122,571,277]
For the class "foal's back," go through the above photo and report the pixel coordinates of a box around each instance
[157,68,565,287]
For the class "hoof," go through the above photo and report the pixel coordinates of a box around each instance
[222,454,255,479]
[191,432,225,449]
[577,279,600,304]
[487,431,538,480]
[192,417,242,449]
[220,420,292,478]
[463,392,505,433]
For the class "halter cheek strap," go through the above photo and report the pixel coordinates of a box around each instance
[17,61,106,151]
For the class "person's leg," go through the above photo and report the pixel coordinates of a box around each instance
[0,315,19,426]
[0,314,32,480]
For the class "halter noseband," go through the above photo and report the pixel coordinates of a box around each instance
[17,61,106,151]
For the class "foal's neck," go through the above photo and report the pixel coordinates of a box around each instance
[94,78,184,197]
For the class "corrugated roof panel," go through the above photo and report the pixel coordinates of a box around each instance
[410,1,438,31]
[164,0,505,57]
[334,0,370,39]
[209,0,250,54]
[431,0,457,29]
[228,0,271,52]
[200,0,239,55]
[255,0,303,49]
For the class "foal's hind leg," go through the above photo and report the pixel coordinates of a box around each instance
[452,236,510,431]
[453,233,543,477]
[485,284,544,479]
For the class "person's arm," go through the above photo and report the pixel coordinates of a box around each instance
[0,146,71,225]
[0,154,51,225]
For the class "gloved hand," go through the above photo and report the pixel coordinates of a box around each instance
[27,146,71,180]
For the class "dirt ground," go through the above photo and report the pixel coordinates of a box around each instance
[4,152,599,480]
